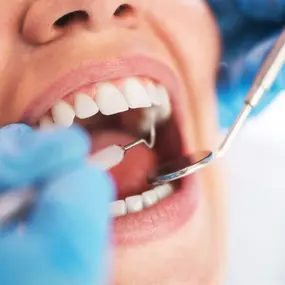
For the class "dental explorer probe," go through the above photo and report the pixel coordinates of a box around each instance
[0,119,157,227]
[148,28,285,186]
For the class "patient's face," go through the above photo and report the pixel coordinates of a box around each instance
[0,0,226,284]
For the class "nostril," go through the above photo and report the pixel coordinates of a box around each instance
[54,10,89,28]
[114,4,136,18]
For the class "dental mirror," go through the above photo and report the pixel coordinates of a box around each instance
[148,151,214,185]
[148,28,285,186]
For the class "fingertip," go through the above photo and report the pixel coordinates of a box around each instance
[36,125,90,151]
[21,126,92,178]
[0,125,93,191]
[0,124,33,142]
[0,123,32,133]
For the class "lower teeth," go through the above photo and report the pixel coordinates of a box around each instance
[110,183,174,217]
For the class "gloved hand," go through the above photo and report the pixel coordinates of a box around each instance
[0,124,114,285]
[208,0,285,128]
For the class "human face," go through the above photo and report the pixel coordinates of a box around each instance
[0,0,225,284]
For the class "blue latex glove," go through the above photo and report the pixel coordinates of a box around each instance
[208,0,285,128]
[0,124,114,285]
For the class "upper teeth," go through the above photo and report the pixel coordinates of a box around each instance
[39,77,172,130]
[74,93,99,119]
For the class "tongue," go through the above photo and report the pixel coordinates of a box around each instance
[91,131,158,200]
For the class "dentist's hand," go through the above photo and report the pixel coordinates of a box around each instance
[208,0,285,127]
[0,124,114,285]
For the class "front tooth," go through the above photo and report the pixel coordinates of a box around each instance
[74,93,99,119]
[123,78,151,109]
[155,184,174,200]
[51,100,75,127]
[39,116,54,129]
[142,190,158,207]
[125,195,143,213]
[110,200,127,217]
[156,84,171,120]
[96,83,129,115]
[145,82,161,106]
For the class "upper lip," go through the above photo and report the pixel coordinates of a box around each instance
[22,55,180,124]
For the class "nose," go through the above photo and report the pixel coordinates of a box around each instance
[22,0,138,44]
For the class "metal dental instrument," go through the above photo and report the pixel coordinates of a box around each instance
[149,28,285,186]
[88,119,156,170]
[0,118,157,227]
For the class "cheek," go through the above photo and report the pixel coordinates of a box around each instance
[0,40,21,125]
[138,0,220,139]
[0,1,29,125]
[138,0,220,77]
[0,37,32,125]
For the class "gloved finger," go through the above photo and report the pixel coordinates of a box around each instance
[218,32,285,128]
[0,124,33,143]
[0,164,114,285]
[235,0,285,22]
[0,126,90,191]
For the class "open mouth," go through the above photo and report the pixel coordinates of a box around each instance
[26,57,198,245]
[35,76,183,213]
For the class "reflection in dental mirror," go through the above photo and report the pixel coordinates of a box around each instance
[149,151,214,185]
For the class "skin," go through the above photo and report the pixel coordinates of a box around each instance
[0,0,226,284]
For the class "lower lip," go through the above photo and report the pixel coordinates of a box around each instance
[112,175,198,246]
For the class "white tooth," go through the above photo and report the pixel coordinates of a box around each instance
[125,195,143,213]
[155,184,174,200]
[96,83,129,115]
[110,200,127,217]
[142,190,158,207]
[145,82,161,106]
[156,85,171,120]
[74,93,99,119]
[123,78,151,109]
[51,100,75,127]
[139,107,157,133]
[39,116,54,129]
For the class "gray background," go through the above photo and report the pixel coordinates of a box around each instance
[225,92,285,285]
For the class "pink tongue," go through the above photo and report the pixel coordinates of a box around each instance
[91,131,157,200]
